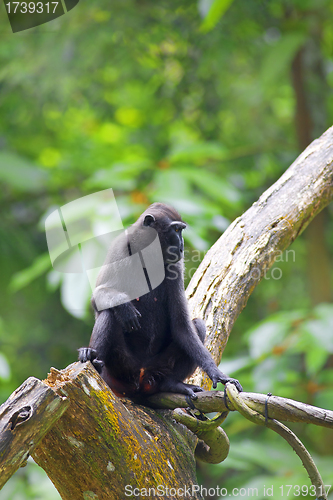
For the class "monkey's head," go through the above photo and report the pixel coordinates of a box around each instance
[140,203,186,264]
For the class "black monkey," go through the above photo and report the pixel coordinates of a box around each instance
[78,203,242,399]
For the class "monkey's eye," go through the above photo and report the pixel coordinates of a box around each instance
[175,228,179,232]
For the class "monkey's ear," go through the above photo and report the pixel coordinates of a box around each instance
[143,214,155,226]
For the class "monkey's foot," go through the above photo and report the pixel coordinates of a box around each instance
[222,377,243,392]
[78,347,104,374]
[183,383,204,393]
[209,369,243,392]
[159,379,202,399]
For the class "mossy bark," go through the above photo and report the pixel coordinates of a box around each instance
[32,362,201,500]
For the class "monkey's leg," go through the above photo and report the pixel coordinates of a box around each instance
[158,378,203,398]
[78,347,104,373]
[151,318,207,398]
[170,317,206,380]
[79,309,136,378]
[192,318,206,343]
[78,309,114,372]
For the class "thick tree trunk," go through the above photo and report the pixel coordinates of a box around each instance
[187,126,333,388]
[32,362,201,500]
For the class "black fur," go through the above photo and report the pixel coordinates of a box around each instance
[78,203,242,398]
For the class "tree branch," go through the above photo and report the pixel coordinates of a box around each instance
[0,377,69,488]
[147,390,333,428]
[226,384,327,500]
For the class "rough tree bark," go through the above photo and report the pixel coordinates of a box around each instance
[0,378,69,488]
[32,363,200,500]
[3,127,333,499]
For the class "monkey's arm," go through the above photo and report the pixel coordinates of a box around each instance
[93,286,141,331]
[174,322,242,391]
[168,288,242,392]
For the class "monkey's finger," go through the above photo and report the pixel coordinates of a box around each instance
[234,380,243,392]
[78,347,97,363]
[134,308,142,318]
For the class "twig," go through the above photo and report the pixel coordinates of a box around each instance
[147,390,333,428]
[226,384,328,500]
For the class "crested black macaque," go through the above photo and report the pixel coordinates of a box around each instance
[78,203,242,399]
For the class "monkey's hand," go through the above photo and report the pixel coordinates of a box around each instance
[209,368,243,392]
[78,347,104,374]
[113,302,142,332]
[78,347,97,363]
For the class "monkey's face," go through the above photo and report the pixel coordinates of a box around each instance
[162,221,186,264]
[141,206,186,265]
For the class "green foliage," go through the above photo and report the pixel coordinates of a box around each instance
[199,437,333,499]
[9,254,51,293]
[0,152,48,192]
[1,458,61,500]
[199,0,235,32]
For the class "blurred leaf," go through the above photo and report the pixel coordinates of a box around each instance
[9,253,51,293]
[0,152,48,192]
[224,438,301,472]
[303,303,333,353]
[85,162,149,191]
[200,0,235,32]
[211,214,230,232]
[218,355,252,374]
[46,269,62,292]
[314,388,333,412]
[168,142,227,163]
[183,225,209,251]
[150,169,191,203]
[261,32,306,86]
[0,353,10,381]
[252,357,279,392]
[60,272,92,319]
[179,167,241,206]
[305,343,328,375]
[247,319,288,359]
